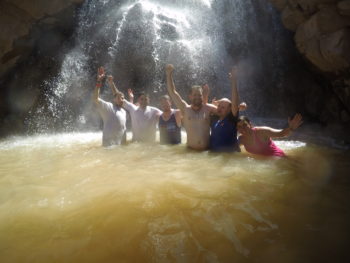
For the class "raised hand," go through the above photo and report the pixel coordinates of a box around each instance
[202,84,209,96]
[166,64,174,75]
[288,113,303,130]
[239,102,247,111]
[211,97,219,107]
[107,75,114,84]
[127,89,134,101]
[97,67,106,82]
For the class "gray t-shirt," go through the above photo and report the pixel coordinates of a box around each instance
[123,100,162,142]
[97,99,127,146]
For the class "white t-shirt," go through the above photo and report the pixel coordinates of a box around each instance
[97,99,127,146]
[123,100,162,142]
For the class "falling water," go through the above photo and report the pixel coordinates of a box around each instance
[24,0,293,133]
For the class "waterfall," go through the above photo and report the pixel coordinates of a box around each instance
[25,0,292,132]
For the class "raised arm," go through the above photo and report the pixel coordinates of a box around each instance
[106,75,120,96]
[202,84,209,104]
[260,114,303,138]
[229,67,239,117]
[93,66,106,105]
[127,89,134,104]
[165,64,187,112]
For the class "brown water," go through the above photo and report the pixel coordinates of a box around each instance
[0,132,349,263]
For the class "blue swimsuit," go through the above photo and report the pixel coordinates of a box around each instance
[159,113,181,145]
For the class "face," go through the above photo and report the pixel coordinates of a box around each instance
[160,98,171,111]
[189,90,203,107]
[237,120,251,135]
[114,94,124,106]
[138,95,150,108]
[217,101,231,118]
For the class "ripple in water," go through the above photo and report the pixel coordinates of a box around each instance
[0,133,349,262]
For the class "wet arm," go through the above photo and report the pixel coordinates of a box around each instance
[106,76,120,96]
[230,67,239,117]
[166,64,187,112]
[93,82,102,105]
[260,114,303,139]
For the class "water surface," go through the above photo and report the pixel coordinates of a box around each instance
[0,133,349,262]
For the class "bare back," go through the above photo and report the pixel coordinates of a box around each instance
[182,105,211,150]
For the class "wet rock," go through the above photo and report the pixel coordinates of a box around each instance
[281,4,308,31]
[338,0,350,16]
[0,0,85,78]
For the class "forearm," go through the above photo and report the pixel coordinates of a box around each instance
[231,77,239,115]
[166,73,185,110]
[93,85,101,104]
[108,81,119,96]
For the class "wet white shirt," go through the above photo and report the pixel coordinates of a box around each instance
[123,100,162,142]
[97,99,127,146]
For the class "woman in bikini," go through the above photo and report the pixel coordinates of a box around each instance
[237,114,303,157]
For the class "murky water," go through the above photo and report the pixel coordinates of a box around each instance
[0,133,349,262]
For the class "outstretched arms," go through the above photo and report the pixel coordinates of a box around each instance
[260,114,303,138]
[229,67,239,117]
[166,64,188,112]
[93,66,106,105]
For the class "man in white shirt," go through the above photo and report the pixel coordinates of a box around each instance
[93,67,127,146]
[107,79,162,143]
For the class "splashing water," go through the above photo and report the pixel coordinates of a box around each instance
[0,133,349,262]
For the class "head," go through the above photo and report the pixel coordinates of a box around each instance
[138,92,150,108]
[113,91,125,106]
[237,116,253,135]
[189,85,203,107]
[160,95,171,112]
[216,98,232,119]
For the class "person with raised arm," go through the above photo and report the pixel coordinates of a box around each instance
[106,78,162,143]
[165,64,217,150]
[237,114,303,157]
[209,67,241,152]
[93,67,127,147]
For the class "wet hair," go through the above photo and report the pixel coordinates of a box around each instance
[160,95,170,101]
[189,85,203,95]
[238,116,252,125]
[113,91,124,98]
[138,92,149,100]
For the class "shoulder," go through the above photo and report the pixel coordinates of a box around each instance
[97,99,113,109]
[149,106,162,115]
[123,100,137,111]
[204,103,217,113]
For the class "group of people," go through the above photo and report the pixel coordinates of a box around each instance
[93,64,302,157]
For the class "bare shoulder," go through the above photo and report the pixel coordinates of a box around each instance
[204,103,217,112]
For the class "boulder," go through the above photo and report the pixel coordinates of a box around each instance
[295,8,350,72]
[320,28,350,72]
[281,4,308,31]
[338,0,350,16]
[0,0,85,78]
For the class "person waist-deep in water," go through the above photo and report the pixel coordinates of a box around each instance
[158,95,182,145]
[165,64,218,150]
[93,67,127,147]
[106,77,162,143]
[237,114,303,157]
[209,67,243,152]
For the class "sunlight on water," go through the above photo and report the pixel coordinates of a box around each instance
[0,133,349,262]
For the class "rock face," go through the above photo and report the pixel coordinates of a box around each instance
[0,0,84,78]
[269,0,350,138]
[0,0,84,135]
